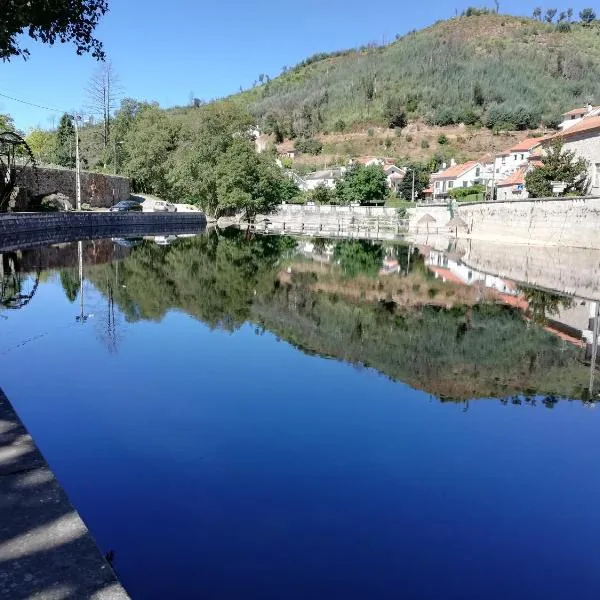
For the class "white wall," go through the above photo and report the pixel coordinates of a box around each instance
[562,133,600,196]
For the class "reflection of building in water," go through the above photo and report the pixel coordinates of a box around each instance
[424,248,519,297]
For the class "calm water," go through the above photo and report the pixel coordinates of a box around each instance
[1,232,600,599]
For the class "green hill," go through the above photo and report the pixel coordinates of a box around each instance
[228,12,600,135]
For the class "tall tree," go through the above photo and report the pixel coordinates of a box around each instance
[545,8,558,22]
[580,8,597,24]
[566,8,573,21]
[1,0,108,61]
[532,7,542,20]
[55,114,75,168]
[0,113,16,132]
[25,129,57,163]
[335,164,388,205]
[86,60,121,151]
[525,139,589,198]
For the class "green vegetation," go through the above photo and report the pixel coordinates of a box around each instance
[1,0,108,61]
[449,184,486,201]
[397,164,432,200]
[525,139,589,197]
[229,13,600,135]
[294,137,323,155]
[55,114,76,168]
[335,164,388,205]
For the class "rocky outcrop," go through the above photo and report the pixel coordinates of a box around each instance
[38,193,73,212]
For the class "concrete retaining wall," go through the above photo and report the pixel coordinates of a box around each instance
[13,166,131,210]
[0,212,207,252]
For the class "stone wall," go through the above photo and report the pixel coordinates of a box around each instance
[0,212,207,252]
[255,204,409,238]
[408,197,600,249]
[12,165,131,210]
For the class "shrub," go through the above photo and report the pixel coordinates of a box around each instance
[438,134,449,145]
[421,140,430,149]
[383,97,408,129]
[367,128,374,137]
[384,138,392,149]
[294,137,323,155]
[406,134,414,142]
[334,119,346,133]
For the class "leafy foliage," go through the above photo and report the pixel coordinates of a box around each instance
[335,164,388,205]
[55,114,75,168]
[525,139,589,197]
[383,98,407,129]
[1,0,108,60]
[294,137,323,155]
[397,165,430,200]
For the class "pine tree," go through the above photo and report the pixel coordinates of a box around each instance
[55,114,75,168]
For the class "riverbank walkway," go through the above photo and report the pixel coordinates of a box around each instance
[0,387,129,599]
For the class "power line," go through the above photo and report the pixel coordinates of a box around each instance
[0,90,65,114]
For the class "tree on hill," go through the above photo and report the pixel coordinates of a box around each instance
[545,8,557,23]
[533,7,542,20]
[55,114,75,168]
[383,98,407,129]
[86,60,121,152]
[1,0,108,61]
[26,129,57,163]
[580,8,596,25]
[335,164,388,205]
[525,139,589,198]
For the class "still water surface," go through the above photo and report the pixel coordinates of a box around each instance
[1,232,600,599]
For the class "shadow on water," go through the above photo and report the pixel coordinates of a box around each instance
[0,388,126,600]
[3,230,600,404]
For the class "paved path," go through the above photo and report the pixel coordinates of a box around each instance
[0,387,130,599]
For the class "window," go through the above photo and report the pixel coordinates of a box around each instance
[463,181,468,188]
[448,181,454,189]
[435,181,440,189]
[521,154,525,161]
[514,154,518,161]
[501,157,506,165]
[475,167,480,177]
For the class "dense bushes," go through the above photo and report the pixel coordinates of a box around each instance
[294,137,323,155]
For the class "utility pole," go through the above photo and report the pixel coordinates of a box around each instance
[411,169,416,202]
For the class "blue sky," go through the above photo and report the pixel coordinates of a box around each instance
[1,0,596,130]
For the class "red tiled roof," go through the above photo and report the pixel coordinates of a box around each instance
[423,186,433,194]
[497,167,527,187]
[431,160,480,180]
[508,137,545,153]
[554,116,600,139]
[561,107,589,117]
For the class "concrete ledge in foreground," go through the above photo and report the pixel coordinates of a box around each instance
[0,387,130,599]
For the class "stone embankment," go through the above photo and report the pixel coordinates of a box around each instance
[410,196,600,249]
[0,212,207,252]
[0,387,130,599]
[11,165,131,211]
[252,204,409,239]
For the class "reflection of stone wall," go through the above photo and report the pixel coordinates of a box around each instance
[13,166,131,209]
[410,233,600,301]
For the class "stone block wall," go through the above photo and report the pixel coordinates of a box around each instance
[13,165,131,210]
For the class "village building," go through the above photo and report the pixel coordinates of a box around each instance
[430,160,483,200]
[551,116,600,196]
[558,104,600,132]
[295,168,345,191]
[495,167,528,201]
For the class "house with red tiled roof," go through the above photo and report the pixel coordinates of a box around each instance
[490,137,546,182]
[496,167,528,201]
[558,104,600,132]
[430,159,483,199]
[549,115,600,195]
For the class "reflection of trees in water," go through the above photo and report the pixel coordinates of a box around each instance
[0,252,40,310]
[82,231,593,402]
[59,269,79,303]
[518,285,574,325]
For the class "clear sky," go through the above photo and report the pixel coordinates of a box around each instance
[1,0,596,130]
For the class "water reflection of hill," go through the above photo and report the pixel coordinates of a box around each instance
[81,232,595,403]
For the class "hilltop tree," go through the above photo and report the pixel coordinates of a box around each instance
[580,8,596,25]
[566,8,573,21]
[335,164,388,205]
[1,0,108,61]
[525,139,589,197]
[545,8,557,23]
[55,114,75,168]
[533,7,542,20]
[383,98,407,129]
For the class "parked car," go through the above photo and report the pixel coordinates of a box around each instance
[109,200,143,212]
[153,201,176,213]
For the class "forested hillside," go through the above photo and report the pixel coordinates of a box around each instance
[229,11,600,136]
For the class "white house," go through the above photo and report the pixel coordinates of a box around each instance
[296,168,345,191]
[430,160,483,199]
[558,104,600,132]
[551,116,600,196]
[491,137,545,182]
[495,167,529,201]
[383,164,406,192]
